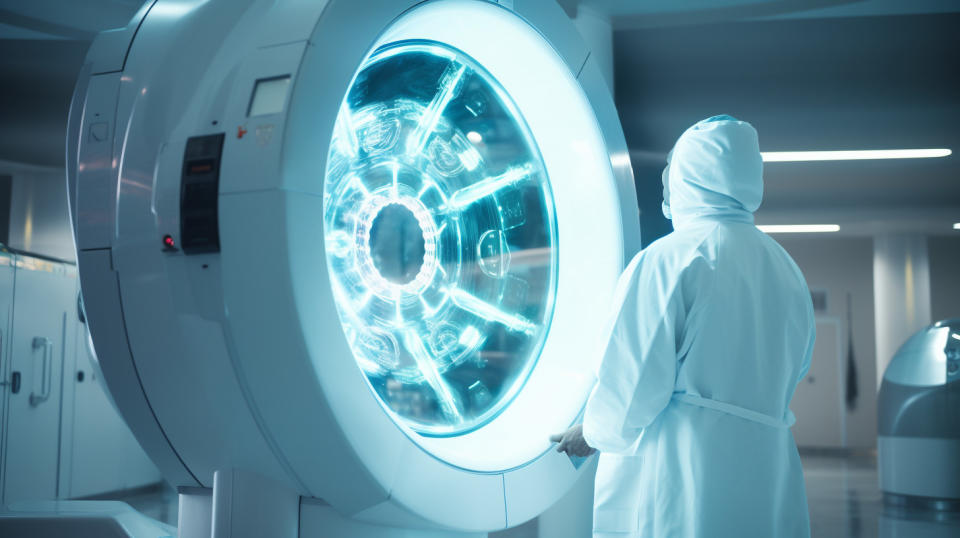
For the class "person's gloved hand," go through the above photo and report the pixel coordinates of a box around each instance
[549,423,596,457]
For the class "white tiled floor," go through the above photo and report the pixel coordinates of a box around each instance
[804,452,885,537]
[107,453,960,537]
[801,452,960,538]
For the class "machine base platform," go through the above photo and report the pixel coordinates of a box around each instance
[884,492,960,519]
[0,500,176,538]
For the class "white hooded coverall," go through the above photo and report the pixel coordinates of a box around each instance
[583,116,814,538]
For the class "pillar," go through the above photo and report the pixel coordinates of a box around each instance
[873,234,932,386]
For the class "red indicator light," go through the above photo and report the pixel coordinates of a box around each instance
[163,235,175,249]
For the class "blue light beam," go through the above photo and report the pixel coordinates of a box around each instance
[446,165,533,210]
[406,63,467,157]
[404,330,464,422]
[448,288,536,334]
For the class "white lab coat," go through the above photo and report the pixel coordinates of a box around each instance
[583,116,814,538]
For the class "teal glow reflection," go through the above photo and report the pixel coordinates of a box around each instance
[323,42,558,436]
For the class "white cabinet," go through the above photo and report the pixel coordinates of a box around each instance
[1,255,77,504]
[0,250,160,504]
[0,251,15,496]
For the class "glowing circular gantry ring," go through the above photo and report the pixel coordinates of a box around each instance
[323,42,558,436]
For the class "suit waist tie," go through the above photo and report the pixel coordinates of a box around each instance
[672,392,795,429]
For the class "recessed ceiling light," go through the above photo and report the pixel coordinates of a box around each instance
[761,149,951,162]
[466,131,483,144]
[954,223,960,230]
[757,224,841,233]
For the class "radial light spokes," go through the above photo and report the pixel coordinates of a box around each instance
[446,165,533,210]
[406,63,467,157]
[346,174,369,195]
[448,288,536,334]
[404,330,464,422]
[391,161,400,196]
[393,289,405,326]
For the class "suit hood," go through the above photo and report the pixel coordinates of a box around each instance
[662,115,763,229]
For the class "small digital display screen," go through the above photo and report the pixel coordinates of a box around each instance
[248,76,291,117]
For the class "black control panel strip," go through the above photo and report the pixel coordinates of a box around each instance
[180,133,225,254]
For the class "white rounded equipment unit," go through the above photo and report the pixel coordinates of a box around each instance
[66,0,639,535]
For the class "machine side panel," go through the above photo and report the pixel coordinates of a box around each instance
[74,74,122,251]
[76,249,197,486]
[219,190,390,511]
[219,42,307,194]
[502,449,583,527]
[251,0,330,47]
[281,0,417,196]
[113,244,294,487]
[107,0,332,492]
[385,449,506,532]
[65,63,91,242]
[71,0,156,245]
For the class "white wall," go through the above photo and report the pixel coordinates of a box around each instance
[773,236,877,449]
[0,160,75,262]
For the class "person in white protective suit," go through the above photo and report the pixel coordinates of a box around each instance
[551,115,814,537]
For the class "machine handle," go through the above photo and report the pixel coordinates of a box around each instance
[29,336,53,406]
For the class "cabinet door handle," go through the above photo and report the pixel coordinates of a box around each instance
[29,336,53,406]
[2,371,21,393]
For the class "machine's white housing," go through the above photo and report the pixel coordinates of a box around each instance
[67,0,639,534]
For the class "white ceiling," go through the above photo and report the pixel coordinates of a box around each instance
[612,9,960,237]
[0,0,144,39]
[0,0,958,238]
[0,0,147,165]
[560,0,960,27]
[560,0,854,17]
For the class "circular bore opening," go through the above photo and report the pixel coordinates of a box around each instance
[368,203,427,285]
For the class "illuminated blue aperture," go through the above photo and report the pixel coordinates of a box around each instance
[324,42,557,436]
